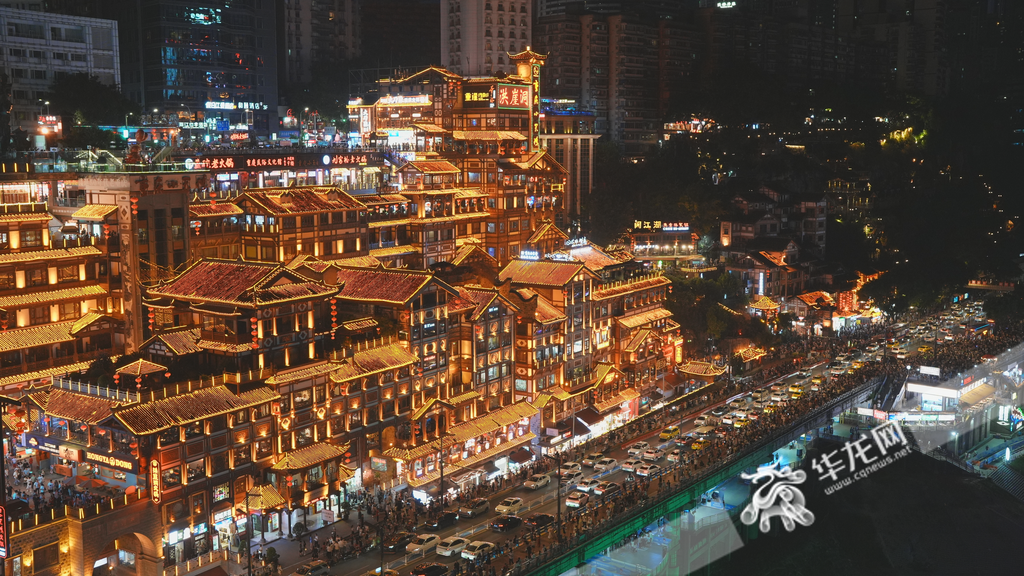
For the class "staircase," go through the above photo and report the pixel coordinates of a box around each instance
[989,464,1024,503]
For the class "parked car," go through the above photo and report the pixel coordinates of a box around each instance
[582,452,604,467]
[621,458,643,472]
[383,532,415,554]
[565,491,590,508]
[406,534,441,554]
[525,512,556,528]
[593,481,622,497]
[436,536,469,557]
[491,515,523,532]
[425,511,459,531]
[409,564,449,576]
[659,426,681,440]
[627,441,650,456]
[642,448,665,461]
[636,463,660,477]
[577,478,602,492]
[524,474,550,490]
[458,498,489,518]
[292,561,330,576]
[593,457,618,472]
[494,497,523,515]
[461,541,496,561]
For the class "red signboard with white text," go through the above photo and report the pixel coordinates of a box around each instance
[496,85,531,110]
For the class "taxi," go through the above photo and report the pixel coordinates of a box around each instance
[659,426,681,440]
[690,439,708,451]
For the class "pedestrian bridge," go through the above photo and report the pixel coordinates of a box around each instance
[523,377,880,576]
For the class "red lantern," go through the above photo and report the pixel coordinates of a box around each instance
[130,441,138,449]
[80,425,88,432]
[165,371,171,378]
[286,475,293,483]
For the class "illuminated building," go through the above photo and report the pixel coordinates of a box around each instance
[442,0,532,76]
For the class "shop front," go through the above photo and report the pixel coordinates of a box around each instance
[269,442,355,535]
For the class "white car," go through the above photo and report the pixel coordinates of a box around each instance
[406,534,440,554]
[462,541,496,560]
[565,491,590,508]
[720,413,735,425]
[636,463,660,477]
[561,470,584,485]
[524,474,550,490]
[581,453,604,467]
[627,441,650,456]
[593,457,618,472]
[559,462,582,476]
[576,478,602,492]
[693,414,714,427]
[642,448,665,461]
[436,536,468,557]
[494,497,523,515]
[621,458,643,472]
[667,449,683,463]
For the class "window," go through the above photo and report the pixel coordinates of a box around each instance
[186,459,205,482]
[233,444,251,465]
[57,265,78,283]
[58,302,79,321]
[27,269,45,287]
[118,550,136,568]
[33,544,59,571]
[30,307,49,326]
[31,70,47,80]
[0,272,14,289]
[255,438,273,459]
[213,482,230,502]
[21,230,41,247]
[162,465,182,488]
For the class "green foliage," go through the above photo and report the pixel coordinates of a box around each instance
[47,73,139,126]
[59,126,125,149]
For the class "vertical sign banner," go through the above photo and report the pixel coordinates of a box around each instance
[531,63,541,151]
[0,504,8,558]
[150,459,162,504]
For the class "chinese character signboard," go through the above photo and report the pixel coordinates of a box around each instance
[496,85,531,110]
[0,505,7,558]
[371,456,388,472]
[150,459,162,504]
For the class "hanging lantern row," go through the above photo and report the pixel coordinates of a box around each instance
[251,317,259,349]
[148,308,155,331]
[330,298,338,340]
[136,376,142,390]
[1,318,7,331]
[210,189,217,206]
[103,222,111,239]
[130,195,139,216]
[192,221,202,236]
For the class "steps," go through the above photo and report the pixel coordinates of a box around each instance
[989,464,1024,503]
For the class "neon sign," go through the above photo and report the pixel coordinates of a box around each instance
[150,459,162,504]
[496,85,531,110]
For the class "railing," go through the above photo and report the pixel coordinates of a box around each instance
[55,377,140,403]
[9,487,150,535]
[163,550,229,576]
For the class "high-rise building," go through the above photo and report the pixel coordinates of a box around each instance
[277,0,360,85]
[441,0,532,76]
[0,6,120,147]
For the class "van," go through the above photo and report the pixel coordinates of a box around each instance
[691,426,716,439]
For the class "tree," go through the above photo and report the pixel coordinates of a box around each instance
[47,73,138,126]
[60,126,125,149]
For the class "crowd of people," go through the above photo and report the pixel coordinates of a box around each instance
[2,457,130,518]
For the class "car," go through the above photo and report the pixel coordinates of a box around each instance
[809,382,820,392]
[494,497,523,515]
[659,426,681,440]
[559,462,582,475]
[731,409,748,419]
[811,375,823,384]
[621,458,643,472]
[566,491,590,508]
[746,409,761,420]
[461,541,496,561]
[830,366,846,376]
[720,413,735,425]
[790,391,804,400]
[582,452,604,467]
[710,406,729,417]
[771,391,789,402]
[667,449,683,463]
[594,457,618,472]
[360,570,398,576]
[788,384,804,394]
[734,418,750,428]
[865,344,879,352]
[728,398,745,409]
[409,563,449,576]
[763,403,777,414]
[436,536,469,557]
[383,532,415,554]
[922,334,936,342]
[918,345,933,353]
[593,481,622,496]
[636,463,660,477]
[293,561,330,576]
[459,498,490,518]
[796,371,812,379]
[693,414,714,427]
[561,470,584,485]
[690,439,707,451]
[524,474,550,490]
[425,511,460,530]
[642,448,665,461]
[627,441,650,456]
[714,426,731,438]
[491,515,523,532]
[525,512,556,528]
[406,534,441,554]
[577,477,602,492]
[852,361,866,369]
[676,436,696,448]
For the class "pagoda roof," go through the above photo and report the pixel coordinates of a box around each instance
[677,361,726,377]
[526,221,568,244]
[401,160,460,174]
[499,259,596,288]
[329,343,420,383]
[333,266,453,306]
[271,442,353,472]
[33,388,123,425]
[116,359,167,376]
[0,284,107,310]
[71,204,117,221]
[617,308,673,329]
[246,484,287,511]
[149,259,337,308]
[190,203,244,218]
[113,386,279,435]
[241,187,364,215]
[748,294,781,310]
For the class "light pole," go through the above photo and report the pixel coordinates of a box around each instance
[433,400,456,508]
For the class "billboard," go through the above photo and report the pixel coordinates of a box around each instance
[496,85,531,110]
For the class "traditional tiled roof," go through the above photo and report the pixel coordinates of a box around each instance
[448,390,481,405]
[149,259,336,307]
[511,289,565,324]
[243,188,364,215]
[526,221,568,244]
[359,194,410,205]
[453,189,488,199]
[749,294,781,310]
[150,328,203,355]
[402,160,460,174]
[499,259,591,288]
[718,302,743,316]
[341,317,378,331]
[795,291,834,308]
[328,255,382,268]
[264,361,337,385]
[196,339,255,353]
[71,312,113,335]
[272,442,352,472]
[333,266,437,305]
[113,386,279,435]
[386,401,538,462]
[451,131,527,141]
[116,359,167,376]
[0,285,107,310]
[678,361,727,377]
[624,329,657,353]
[43,388,122,424]
[617,308,673,329]
[286,255,331,273]
[246,484,287,511]
[369,244,419,257]
[0,321,76,353]
[329,343,419,382]
[0,358,99,388]
[555,245,622,272]
[593,388,640,414]
[735,347,767,362]
[71,204,117,221]
[455,286,518,320]
[0,246,101,265]
[190,204,244,218]
[367,217,414,228]
[0,212,50,223]
[592,275,671,301]
[396,65,463,83]
[412,123,447,133]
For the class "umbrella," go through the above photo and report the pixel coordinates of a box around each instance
[74,476,91,486]
[116,359,168,376]
[89,478,107,488]
[125,485,137,495]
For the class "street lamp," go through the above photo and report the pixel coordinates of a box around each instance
[301,107,309,147]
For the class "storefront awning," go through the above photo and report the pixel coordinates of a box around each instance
[576,407,604,427]
[480,460,500,475]
[271,442,351,472]
[509,447,534,465]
